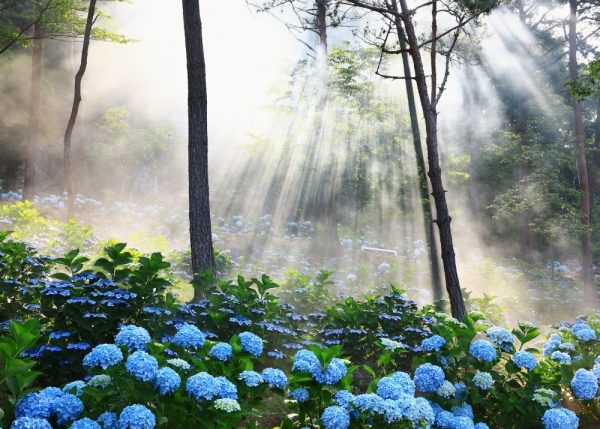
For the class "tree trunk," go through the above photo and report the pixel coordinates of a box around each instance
[569,0,596,305]
[316,0,327,56]
[182,0,216,301]
[391,0,442,304]
[398,0,466,320]
[64,0,96,219]
[23,23,44,202]
[589,96,600,227]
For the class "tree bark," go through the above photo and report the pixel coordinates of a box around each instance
[398,0,466,320]
[63,0,96,220]
[590,96,600,227]
[391,0,443,304]
[23,23,44,202]
[569,0,596,305]
[182,0,217,301]
[316,0,327,57]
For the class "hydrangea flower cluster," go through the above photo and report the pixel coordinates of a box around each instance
[115,325,151,351]
[14,388,84,426]
[209,342,233,361]
[173,323,205,349]
[118,404,156,429]
[238,370,264,387]
[82,344,123,370]
[485,326,514,351]
[239,332,263,356]
[290,387,310,402]
[414,363,445,392]
[291,349,347,385]
[469,339,497,362]
[513,351,537,371]
[473,372,494,390]
[421,335,446,352]
[261,368,287,389]
[214,398,241,412]
[153,367,181,395]
[541,407,578,429]
[125,351,159,381]
[321,406,350,429]
[571,323,596,342]
[570,368,598,400]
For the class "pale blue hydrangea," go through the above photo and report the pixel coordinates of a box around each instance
[97,412,118,429]
[473,372,494,390]
[186,372,218,400]
[551,351,571,365]
[262,368,287,389]
[209,343,233,361]
[63,380,86,397]
[167,358,190,370]
[451,416,476,429]
[474,423,489,429]
[436,380,456,398]
[382,399,403,423]
[381,338,403,352]
[321,406,350,429]
[378,376,409,400]
[215,376,238,399]
[543,340,561,356]
[513,351,537,371]
[533,388,559,407]
[486,327,514,346]
[115,325,151,351]
[290,387,310,402]
[352,394,386,414]
[153,367,181,395]
[541,407,578,429]
[391,371,416,395]
[571,368,598,400]
[52,393,84,425]
[118,404,156,429]
[214,398,241,412]
[125,351,158,381]
[10,418,52,429]
[451,403,474,420]
[422,335,446,352]
[238,370,263,387]
[571,323,592,335]
[88,375,111,389]
[550,334,563,342]
[435,410,455,428]
[83,344,123,369]
[405,397,434,426]
[312,358,346,385]
[558,342,575,352]
[414,363,445,392]
[292,349,319,372]
[469,340,497,362]
[70,418,102,429]
[173,324,205,349]
[239,332,263,356]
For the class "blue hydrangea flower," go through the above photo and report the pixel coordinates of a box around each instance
[88,375,112,389]
[435,410,455,428]
[321,406,350,429]
[422,335,446,352]
[551,351,571,365]
[125,351,158,381]
[454,382,468,401]
[118,404,156,429]
[187,372,218,400]
[83,344,123,369]
[238,370,263,387]
[513,351,537,371]
[63,380,86,397]
[70,418,102,429]
[404,397,434,425]
[414,363,445,392]
[292,349,319,372]
[334,390,355,409]
[473,372,494,390]
[290,387,310,402]
[451,416,476,429]
[571,368,598,400]
[215,376,238,399]
[486,327,514,346]
[153,367,181,395]
[97,412,118,429]
[382,399,403,423]
[14,393,52,419]
[572,323,591,335]
[10,417,52,429]
[474,423,490,429]
[173,323,205,349]
[451,403,474,420]
[312,358,346,385]
[391,371,415,395]
[469,340,496,362]
[573,328,596,342]
[262,368,287,389]
[167,358,190,370]
[214,398,241,412]
[542,407,578,429]
[353,393,386,414]
[209,342,233,361]
[52,393,83,425]
[115,325,151,351]
[436,380,456,398]
[381,338,403,352]
[239,332,263,356]
[543,340,561,356]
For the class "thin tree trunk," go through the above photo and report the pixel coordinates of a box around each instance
[589,96,600,227]
[569,0,596,305]
[182,0,216,301]
[64,0,96,219]
[23,23,44,202]
[391,0,442,304]
[398,0,466,320]
[316,0,327,56]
